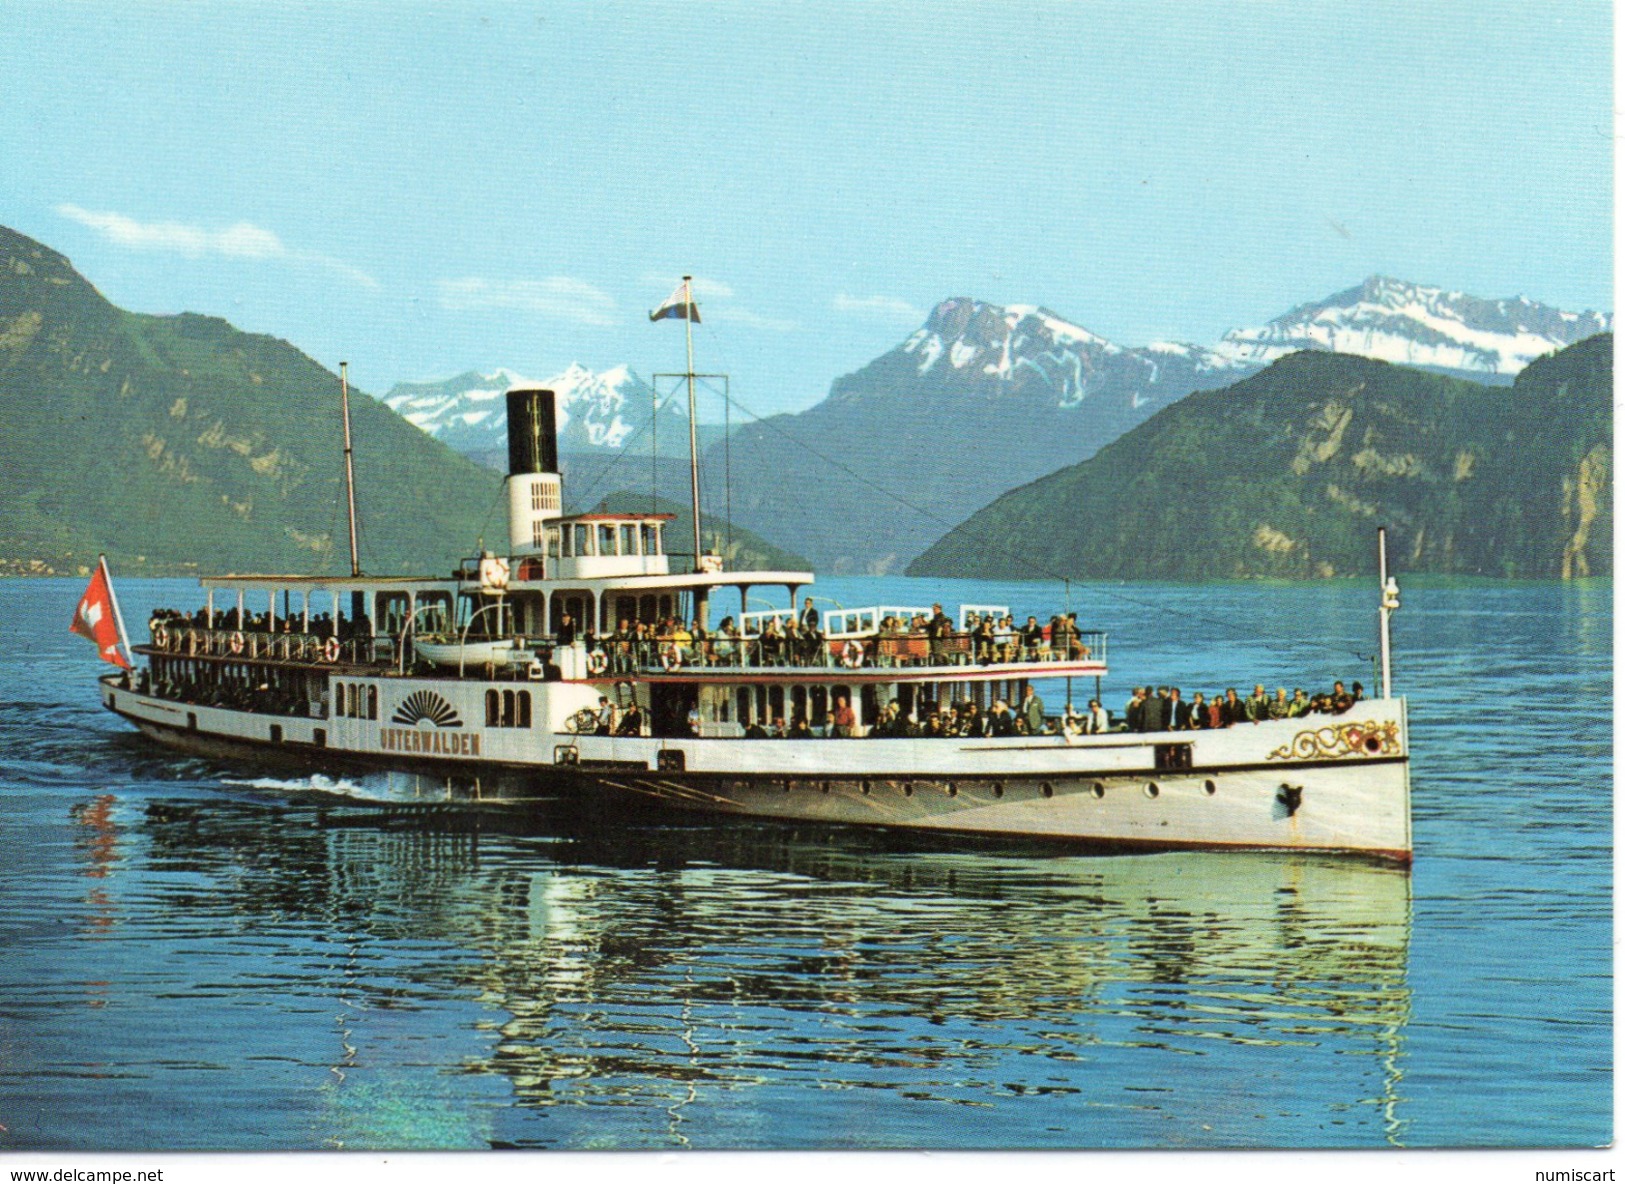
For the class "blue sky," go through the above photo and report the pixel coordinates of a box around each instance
[2,1,1612,417]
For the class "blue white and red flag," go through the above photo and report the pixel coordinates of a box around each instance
[650,280,700,323]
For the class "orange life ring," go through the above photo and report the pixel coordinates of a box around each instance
[230,631,245,655]
[586,650,609,676]
[153,623,170,649]
[661,648,682,672]
[323,637,341,663]
[841,640,864,668]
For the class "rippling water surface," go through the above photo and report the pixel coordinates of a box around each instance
[0,576,1609,1150]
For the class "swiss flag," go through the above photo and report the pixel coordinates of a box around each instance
[70,559,130,669]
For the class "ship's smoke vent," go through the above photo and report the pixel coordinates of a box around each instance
[507,388,558,476]
[505,387,562,558]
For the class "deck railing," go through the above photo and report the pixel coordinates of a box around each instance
[142,620,1107,680]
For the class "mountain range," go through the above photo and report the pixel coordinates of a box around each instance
[909,335,1612,581]
[0,226,507,577]
[411,277,1609,572]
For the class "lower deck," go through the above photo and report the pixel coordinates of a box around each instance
[101,674,1412,862]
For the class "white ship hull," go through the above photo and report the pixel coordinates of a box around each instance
[102,676,1411,862]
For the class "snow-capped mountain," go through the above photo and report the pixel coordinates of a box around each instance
[1213,276,1611,378]
[881,296,1247,413]
[379,363,671,458]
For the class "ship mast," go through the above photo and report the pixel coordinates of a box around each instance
[340,361,362,578]
[682,275,703,570]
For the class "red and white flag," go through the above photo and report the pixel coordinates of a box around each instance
[70,556,131,669]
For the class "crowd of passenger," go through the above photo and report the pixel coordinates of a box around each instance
[119,666,324,717]
[1119,681,1366,732]
[148,606,374,641]
[573,601,1094,673]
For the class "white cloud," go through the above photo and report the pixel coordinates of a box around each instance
[640,272,734,300]
[437,276,618,326]
[834,293,925,322]
[55,203,378,288]
[705,306,799,333]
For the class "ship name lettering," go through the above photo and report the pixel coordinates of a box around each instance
[379,727,482,757]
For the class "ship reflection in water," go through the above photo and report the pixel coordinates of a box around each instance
[129,789,1413,1150]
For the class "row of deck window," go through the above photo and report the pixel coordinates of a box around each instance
[335,681,378,720]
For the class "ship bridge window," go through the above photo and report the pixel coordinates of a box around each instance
[620,524,639,556]
[574,524,592,556]
[547,526,561,559]
[598,524,617,555]
[641,523,661,555]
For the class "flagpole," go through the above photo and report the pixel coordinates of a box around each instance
[683,275,703,571]
[99,553,135,666]
[340,361,362,578]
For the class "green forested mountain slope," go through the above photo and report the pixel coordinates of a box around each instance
[908,337,1611,581]
[0,226,504,576]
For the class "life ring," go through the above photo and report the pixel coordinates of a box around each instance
[230,631,245,655]
[323,637,341,663]
[841,640,864,668]
[153,622,169,649]
[586,650,609,676]
[661,648,683,672]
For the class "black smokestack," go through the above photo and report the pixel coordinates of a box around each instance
[506,388,558,476]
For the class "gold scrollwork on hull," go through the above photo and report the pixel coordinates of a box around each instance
[1267,719,1402,761]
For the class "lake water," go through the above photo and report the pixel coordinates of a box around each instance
[0,574,1610,1151]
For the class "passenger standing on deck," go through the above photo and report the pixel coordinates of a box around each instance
[1142,687,1168,733]
[1168,687,1190,730]
[1089,698,1110,734]
[1245,684,1270,722]
[926,604,952,666]
[1021,685,1045,735]
[1125,687,1147,732]
[595,696,617,735]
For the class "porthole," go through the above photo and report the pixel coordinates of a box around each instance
[946,782,958,798]
[861,780,872,796]
[1041,782,1055,799]
[992,782,1004,799]
[821,780,832,795]
[1364,736,1383,754]
[1145,781,1160,799]
[1091,782,1106,799]
[1203,779,1217,796]
[903,782,914,797]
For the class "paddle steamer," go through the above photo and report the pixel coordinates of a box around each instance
[84,282,1412,862]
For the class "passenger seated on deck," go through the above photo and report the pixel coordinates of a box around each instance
[788,715,814,740]
[1021,616,1046,660]
[616,703,645,737]
[744,718,770,739]
[758,618,783,666]
[1331,680,1355,713]
[988,699,1016,736]
[712,617,739,664]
